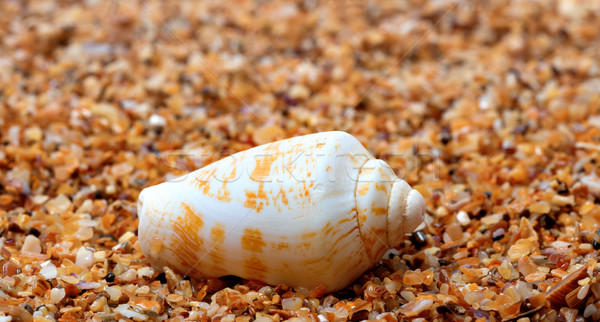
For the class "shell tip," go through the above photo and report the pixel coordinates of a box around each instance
[387,180,426,247]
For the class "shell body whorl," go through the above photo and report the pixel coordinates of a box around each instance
[138,131,425,292]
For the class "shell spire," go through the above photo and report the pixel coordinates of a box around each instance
[388,180,426,247]
[354,159,425,261]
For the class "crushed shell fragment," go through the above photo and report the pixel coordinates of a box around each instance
[137,131,426,291]
[546,266,589,309]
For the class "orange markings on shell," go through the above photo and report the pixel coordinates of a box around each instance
[196,180,210,195]
[241,228,266,253]
[359,213,367,222]
[171,202,204,269]
[302,256,329,266]
[372,207,387,216]
[194,165,235,202]
[243,197,257,211]
[357,183,369,196]
[374,182,388,192]
[194,167,218,194]
[222,163,238,181]
[210,223,226,243]
[275,242,289,250]
[244,182,268,212]
[215,183,231,202]
[330,225,359,250]
[276,187,289,206]
[302,231,317,239]
[338,217,353,225]
[243,255,268,279]
[362,228,388,251]
[250,153,279,181]
[321,222,334,236]
[208,223,226,275]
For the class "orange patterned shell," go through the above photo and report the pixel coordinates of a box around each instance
[137,131,425,292]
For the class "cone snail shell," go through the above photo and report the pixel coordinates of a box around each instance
[137,131,426,292]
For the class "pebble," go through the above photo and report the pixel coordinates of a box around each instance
[149,114,166,128]
[74,226,94,241]
[529,202,551,214]
[551,195,574,206]
[410,300,434,315]
[508,161,528,181]
[75,247,94,267]
[106,286,122,301]
[481,213,504,225]
[116,307,148,321]
[60,275,80,285]
[579,243,592,251]
[78,282,101,290]
[456,211,470,226]
[445,223,464,242]
[499,259,519,280]
[288,84,310,100]
[105,272,116,283]
[39,263,58,280]
[8,126,20,146]
[118,268,137,282]
[577,283,590,300]
[410,230,428,249]
[32,195,49,205]
[166,293,184,303]
[105,185,116,195]
[401,291,416,301]
[118,231,136,244]
[435,206,449,217]
[492,229,505,244]
[90,296,108,312]
[64,283,80,297]
[2,261,18,276]
[137,266,154,279]
[281,297,303,310]
[24,126,43,143]
[133,298,162,314]
[21,235,42,254]
[46,194,72,215]
[135,285,150,295]
[94,251,107,261]
[584,303,597,318]
[50,288,65,304]
[252,125,286,145]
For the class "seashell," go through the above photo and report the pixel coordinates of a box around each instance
[137,131,426,292]
[545,266,588,309]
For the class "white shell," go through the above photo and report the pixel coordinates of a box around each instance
[138,131,425,292]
